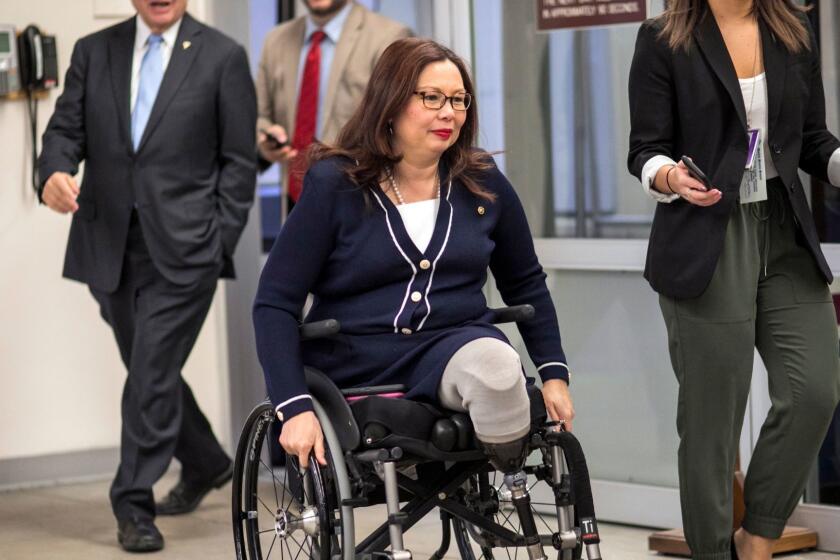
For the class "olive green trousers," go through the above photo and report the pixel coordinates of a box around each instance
[659,180,840,560]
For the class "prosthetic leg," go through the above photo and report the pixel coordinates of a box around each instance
[481,437,548,560]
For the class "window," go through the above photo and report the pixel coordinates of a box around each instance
[473,0,668,240]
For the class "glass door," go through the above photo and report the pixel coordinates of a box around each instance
[472,0,683,529]
[786,1,840,550]
[474,2,840,544]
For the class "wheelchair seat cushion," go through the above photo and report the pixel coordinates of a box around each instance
[351,396,445,443]
[348,381,547,461]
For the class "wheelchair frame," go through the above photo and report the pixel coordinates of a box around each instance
[232,306,604,560]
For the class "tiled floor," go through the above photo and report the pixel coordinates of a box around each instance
[1,472,838,559]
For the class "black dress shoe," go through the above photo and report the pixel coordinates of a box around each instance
[156,462,233,516]
[118,517,164,553]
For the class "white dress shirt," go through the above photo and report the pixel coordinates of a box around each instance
[130,16,183,113]
[298,1,353,138]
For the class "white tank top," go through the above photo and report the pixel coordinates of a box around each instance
[396,198,440,253]
[739,72,779,179]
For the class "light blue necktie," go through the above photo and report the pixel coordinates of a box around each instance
[131,34,164,150]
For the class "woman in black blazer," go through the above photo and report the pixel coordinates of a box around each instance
[628,1,840,558]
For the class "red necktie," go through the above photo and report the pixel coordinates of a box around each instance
[288,30,326,202]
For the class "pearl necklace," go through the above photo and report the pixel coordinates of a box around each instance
[388,169,440,205]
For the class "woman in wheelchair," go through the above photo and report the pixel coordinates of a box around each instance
[245,37,599,560]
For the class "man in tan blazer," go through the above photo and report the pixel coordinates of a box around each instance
[257,0,410,211]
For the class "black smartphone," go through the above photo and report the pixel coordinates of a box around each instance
[680,155,712,189]
[260,128,288,150]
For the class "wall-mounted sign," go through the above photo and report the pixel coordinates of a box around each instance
[536,0,648,31]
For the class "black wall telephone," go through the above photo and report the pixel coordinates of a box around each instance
[17,25,58,91]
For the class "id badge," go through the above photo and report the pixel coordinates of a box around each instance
[745,129,760,170]
[740,129,768,204]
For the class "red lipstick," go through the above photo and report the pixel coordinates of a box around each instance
[432,129,452,140]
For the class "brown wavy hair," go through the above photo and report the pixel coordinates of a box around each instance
[659,0,811,53]
[308,37,495,202]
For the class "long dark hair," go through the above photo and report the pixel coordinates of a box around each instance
[309,37,495,201]
[659,0,810,53]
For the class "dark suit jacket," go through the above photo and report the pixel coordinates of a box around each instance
[39,13,257,292]
[627,10,840,299]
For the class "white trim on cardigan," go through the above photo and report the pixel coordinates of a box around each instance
[372,190,418,333]
[537,362,569,372]
[274,394,312,420]
[418,180,453,331]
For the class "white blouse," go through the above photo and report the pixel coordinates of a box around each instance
[738,72,779,179]
[396,198,440,253]
[641,74,840,202]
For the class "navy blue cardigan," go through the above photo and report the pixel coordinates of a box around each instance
[253,156,569,421]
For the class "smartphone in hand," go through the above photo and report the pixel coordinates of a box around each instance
[260,128,288,150]
[680,155,712,189]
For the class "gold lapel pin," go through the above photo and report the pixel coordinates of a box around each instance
[182,40,191,50]
[477,206,486,215]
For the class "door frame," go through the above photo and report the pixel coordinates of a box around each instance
[529,239,683,529]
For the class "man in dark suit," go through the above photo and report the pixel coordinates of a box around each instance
[38,0,256,552]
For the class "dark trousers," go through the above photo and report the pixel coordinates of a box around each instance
[90,214,230,521]
[659,180,840,559]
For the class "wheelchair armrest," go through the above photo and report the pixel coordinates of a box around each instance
[488,305,535,325]
[299,319,341,341]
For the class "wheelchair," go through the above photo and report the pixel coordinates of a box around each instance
[232,305,603,560]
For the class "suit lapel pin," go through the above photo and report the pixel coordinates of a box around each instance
[182,40,192,50]
[477,206,486,216]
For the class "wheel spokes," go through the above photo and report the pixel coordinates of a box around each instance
[244,418,333,560]
[458,468,561,560]
[264,533,277,559]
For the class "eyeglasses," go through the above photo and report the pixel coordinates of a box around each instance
[413,91,472,111]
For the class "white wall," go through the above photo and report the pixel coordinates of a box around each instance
[0,0,231,463]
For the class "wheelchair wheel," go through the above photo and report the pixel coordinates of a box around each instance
[452,465,570,559]
[232,402,345,560]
